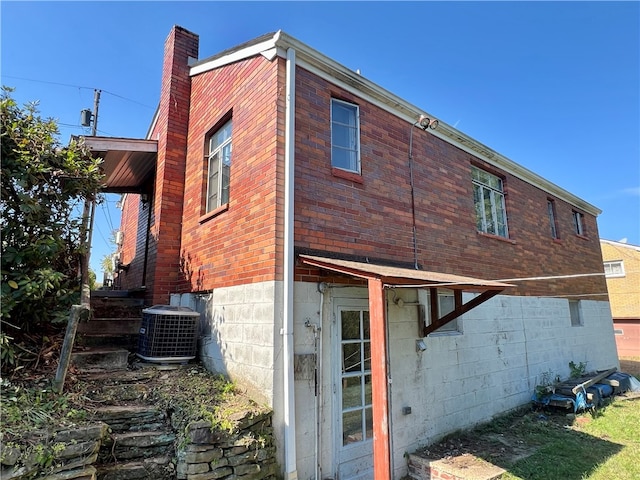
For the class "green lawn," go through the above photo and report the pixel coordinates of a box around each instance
[500,398,640,480]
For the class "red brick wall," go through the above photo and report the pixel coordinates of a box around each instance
[120,48,606,301]
[293,67,606,298]
[116,193,147,289]
[141,26,199,304]
[613,319,640,357]
[177,55,284,291]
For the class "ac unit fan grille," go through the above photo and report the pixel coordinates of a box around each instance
[138,310,199,361]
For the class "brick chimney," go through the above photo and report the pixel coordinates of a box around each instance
[146,26,199,304]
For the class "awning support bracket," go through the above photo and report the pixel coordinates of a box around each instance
[423,289,501,336]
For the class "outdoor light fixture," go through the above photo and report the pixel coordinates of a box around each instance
[418,114,439,130]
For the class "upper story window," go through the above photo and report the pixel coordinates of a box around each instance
[604,260,625,278]
[472,166,508,238]
[572,210,585,236]
[206,120,232,213]
[331,99,360,173]
[547,199,559,239]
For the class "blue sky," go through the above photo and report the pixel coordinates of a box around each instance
[2,1,639,279]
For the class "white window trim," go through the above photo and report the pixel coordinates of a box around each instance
[206,120,232,213]
[603,260,625,278]
[331,99,361,174]
[419,289,462,335]
[472,166,509,238]
[572,211,585,236]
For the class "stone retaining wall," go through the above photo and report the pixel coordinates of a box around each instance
[177,411,278,480]
[0,423,109,480]
[1,410,278,480]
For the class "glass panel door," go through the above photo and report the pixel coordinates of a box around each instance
[335,301,373,479]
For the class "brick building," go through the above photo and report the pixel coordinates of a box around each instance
[600,239,640,357]
[87,26,618,480]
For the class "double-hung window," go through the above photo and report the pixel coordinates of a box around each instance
[206,120,232,212]
[472,166,508,238]
[547,199,559,239]
[572,211,585,236]
[331,99,360,173]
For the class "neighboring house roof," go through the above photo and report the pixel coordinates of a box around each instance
[191,30,601,216]
[600,239,640,252]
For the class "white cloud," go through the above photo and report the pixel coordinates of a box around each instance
[621,187,640,196]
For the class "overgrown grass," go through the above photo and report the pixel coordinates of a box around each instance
[500,398,640,480]
[0,378,87,440]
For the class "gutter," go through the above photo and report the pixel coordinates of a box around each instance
[283,46,298,480]
[189,30,600,216]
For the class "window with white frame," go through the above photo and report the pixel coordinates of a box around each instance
[572,210,585,236]
[472,166,508,238]
[603,260,625,278]
[206,120,232,212]
[331,99,360,173]
[547,199,559,239]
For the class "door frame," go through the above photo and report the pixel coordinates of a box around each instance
[332,297,373,479]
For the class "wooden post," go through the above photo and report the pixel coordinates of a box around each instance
[368,277,391,480]
[52,304,89,393]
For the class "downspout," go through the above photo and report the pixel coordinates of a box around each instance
[283,47,298,480]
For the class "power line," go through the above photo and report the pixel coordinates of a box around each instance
[2,75,155,109]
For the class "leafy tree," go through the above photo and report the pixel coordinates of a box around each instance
[1,87,104,332]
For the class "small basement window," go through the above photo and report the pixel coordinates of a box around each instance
[569,300,583,327]
[419,288,461,334]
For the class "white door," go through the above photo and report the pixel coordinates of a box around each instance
[334,300,373,479]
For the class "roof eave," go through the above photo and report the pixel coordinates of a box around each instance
[187,30,601,216]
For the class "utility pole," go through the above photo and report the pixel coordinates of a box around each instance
[54,89,102,393]
[91,89,101,136]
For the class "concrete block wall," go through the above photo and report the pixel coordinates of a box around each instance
[286,283,617,479]
[178,282,280,407]
[387,291,618,479]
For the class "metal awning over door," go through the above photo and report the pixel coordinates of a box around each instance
[299,254,512,480]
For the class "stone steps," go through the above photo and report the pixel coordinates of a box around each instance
[72,294,181,480]
[92,405,167,433]
[89,383,177,480]
[79,293,145,350]
[95,456,174,480]
[71,348,130,372]
[99,431,176,462]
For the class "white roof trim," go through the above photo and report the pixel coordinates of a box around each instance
[600,239,640,251]
[190,33,280,76]
[188,30,601,216]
